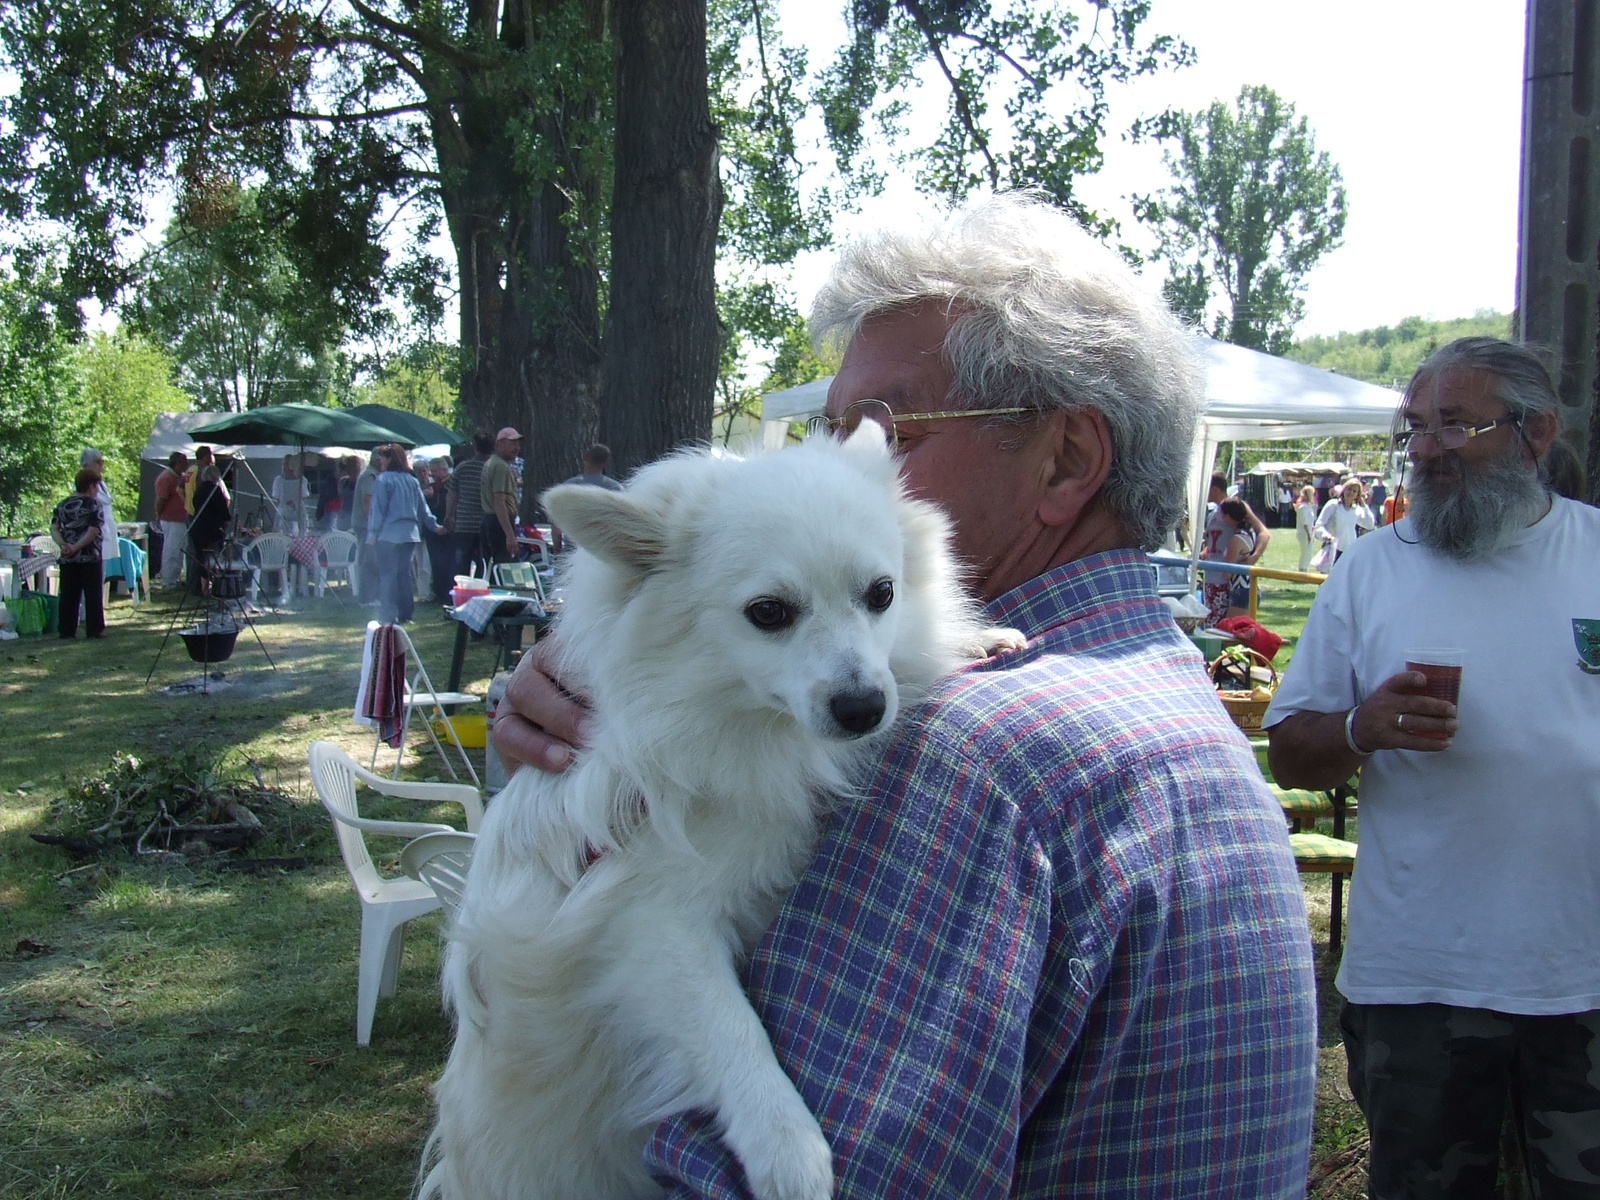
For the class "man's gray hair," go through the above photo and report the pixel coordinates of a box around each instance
[1403,337,1558,419]
[80,447,104,467]
[810,192,1204,551]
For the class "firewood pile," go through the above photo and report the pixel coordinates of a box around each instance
[31,750,297,865]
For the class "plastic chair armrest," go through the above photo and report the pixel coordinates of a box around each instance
[324,808,457,840]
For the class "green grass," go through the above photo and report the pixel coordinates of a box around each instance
[1,592,495,1198]
[1,567,1365,1198]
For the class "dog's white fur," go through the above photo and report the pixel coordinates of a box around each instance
[422,426,1000,1200]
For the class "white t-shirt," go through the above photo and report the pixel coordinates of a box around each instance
[272,475,309,532]
[1313,499,1373,552]
[1264,497,1600,1013]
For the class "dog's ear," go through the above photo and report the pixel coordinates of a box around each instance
[541,484,666,571]
[840,420,892,459]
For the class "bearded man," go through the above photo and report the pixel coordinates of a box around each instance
[1266,337,1600,1199]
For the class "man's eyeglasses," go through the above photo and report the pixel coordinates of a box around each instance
[805,398,1044,453]
[1392,413,1520,454]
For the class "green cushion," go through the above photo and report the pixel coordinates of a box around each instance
[1273,786,1335,823]
[1289,832,1357,874]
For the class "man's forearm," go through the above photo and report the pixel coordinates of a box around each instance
[495,496,514,538]
[1266,711,1364,790]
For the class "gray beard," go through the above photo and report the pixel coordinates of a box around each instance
[1407,448,1550,561]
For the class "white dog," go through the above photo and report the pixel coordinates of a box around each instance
[423,425,1008,1200]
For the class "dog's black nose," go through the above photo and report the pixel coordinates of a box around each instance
[830,689,886,734]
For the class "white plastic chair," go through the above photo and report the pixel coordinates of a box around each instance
[400,830,477,918]
[243,533,294,605]
[517,537,553,570]
[307,741,483,1046]
[357,622,484,787]
[315,531,359,598]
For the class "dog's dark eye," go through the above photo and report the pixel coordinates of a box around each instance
[745,597,795,631]
[865,578,894,612]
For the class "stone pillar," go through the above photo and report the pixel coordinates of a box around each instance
[1517,0,1600,492]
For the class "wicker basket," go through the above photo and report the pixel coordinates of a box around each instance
[1209,648,1278,732]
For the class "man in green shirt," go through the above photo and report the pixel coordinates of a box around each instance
[480,426,523,564]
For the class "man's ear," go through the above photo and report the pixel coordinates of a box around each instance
[1522,409,1559,460]
[540,484,666,571]
[1037,407,1114,528]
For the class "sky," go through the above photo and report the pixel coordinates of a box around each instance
[777,0,1527,340]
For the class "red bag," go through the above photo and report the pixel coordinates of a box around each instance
[1215,615,1284,662]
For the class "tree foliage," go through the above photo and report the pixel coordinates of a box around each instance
[0,261,86,535]
[76,331,190,520]
[818,0,1193,230]
[357,339,462,434]
[125,192,351,412]
[1133,85,1347,353]
[0,0,1190,498]
[1288,311,1513,387]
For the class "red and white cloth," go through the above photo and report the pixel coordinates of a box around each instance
[354,623,407,748]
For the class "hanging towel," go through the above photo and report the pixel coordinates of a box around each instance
[356,623,408,748]
[117,537,146,608]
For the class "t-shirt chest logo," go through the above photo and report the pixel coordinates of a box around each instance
[1573,618,1600,674]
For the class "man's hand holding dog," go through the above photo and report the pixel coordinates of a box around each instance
[495,639,589,771]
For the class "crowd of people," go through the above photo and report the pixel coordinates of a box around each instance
[141,433,624,627]
[1199,467,1414,603]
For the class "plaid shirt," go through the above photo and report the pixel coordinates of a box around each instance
[647,550,1316,1198]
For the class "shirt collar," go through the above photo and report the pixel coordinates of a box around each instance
[982,549,1157,640]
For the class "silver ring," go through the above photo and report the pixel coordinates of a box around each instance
[1396,713,1404,730]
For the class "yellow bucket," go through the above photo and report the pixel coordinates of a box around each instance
[430,714,487,749]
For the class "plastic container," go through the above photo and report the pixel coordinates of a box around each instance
[451,574,490,608]
[431,713,487,748]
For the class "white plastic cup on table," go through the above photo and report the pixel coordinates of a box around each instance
[1403,647,1464,738]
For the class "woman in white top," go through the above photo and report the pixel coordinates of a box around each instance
[1294,485,1318,571]
[1314,479,1375,566]
[271,455,310,535]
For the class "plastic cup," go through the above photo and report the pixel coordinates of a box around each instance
[1404,648,1463,737]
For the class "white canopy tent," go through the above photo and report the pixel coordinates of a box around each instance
[760,337,1403,584]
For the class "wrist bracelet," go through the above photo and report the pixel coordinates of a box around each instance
[1344,707,1373,757]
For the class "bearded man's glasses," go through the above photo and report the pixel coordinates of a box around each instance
[1392,413,1521,454]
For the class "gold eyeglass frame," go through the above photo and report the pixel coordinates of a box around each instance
[805,398,1045,452]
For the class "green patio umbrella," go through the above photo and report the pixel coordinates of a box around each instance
[345,404,460,447]
[189,403,415,449]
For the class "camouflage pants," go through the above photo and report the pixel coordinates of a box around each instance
[1341,1002,1600,1199]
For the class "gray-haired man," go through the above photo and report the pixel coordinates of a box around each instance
[1267,337,1600,1197]
[495,193,1316,1196]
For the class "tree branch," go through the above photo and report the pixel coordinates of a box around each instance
[329,31,435,95]
[344,0,498,71]
[951,31,1044,90]
[899,0,1000,189]
[278,103,430,124]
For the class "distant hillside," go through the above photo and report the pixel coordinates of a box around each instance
[1287,311,1513,387]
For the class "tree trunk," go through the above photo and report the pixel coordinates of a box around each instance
[601,0,721,478]
[440,0,607,515]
